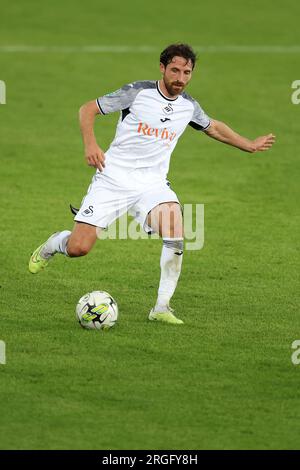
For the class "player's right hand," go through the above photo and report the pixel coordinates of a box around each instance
[85,143,106,171]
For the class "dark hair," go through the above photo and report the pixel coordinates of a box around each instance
[160,43,197,69]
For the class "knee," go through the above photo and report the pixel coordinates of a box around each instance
[67,241,91,257]
[168,222,183,239]
[161,203,183,238]
[162,217,183,239]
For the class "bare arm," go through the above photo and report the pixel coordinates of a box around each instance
[79,100,106,171]
[204,119,275,153]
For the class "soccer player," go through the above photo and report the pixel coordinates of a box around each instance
[29,43,275,324]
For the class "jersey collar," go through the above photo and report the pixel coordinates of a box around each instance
[156,81,179,101]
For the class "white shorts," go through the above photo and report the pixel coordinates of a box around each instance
[74,169,180,233]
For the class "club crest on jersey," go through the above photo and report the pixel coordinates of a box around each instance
[81,205,94,217]
[163,103,174,115]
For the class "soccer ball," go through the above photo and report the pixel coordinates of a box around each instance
[76,291,118,330]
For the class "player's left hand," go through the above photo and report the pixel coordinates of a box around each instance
[252,133,276,152]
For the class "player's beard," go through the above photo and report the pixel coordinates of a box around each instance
[163,77,185,96]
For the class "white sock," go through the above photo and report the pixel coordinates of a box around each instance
[154,238,183,312]
[41,230,71,258]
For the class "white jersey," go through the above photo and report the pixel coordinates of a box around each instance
[96,80,210,180]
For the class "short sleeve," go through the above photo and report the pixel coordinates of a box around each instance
[189,100,211,131]
[96,83,141,115]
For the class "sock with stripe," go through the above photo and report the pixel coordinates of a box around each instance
[41,230,72,258]
[154,237,184,312]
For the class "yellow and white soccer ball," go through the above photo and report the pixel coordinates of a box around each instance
[76,291,118,330]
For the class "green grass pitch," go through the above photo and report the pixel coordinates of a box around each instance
[0,0,300,450]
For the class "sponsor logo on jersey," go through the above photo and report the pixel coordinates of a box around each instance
[160,117,171,123]
[137,122,176,142]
